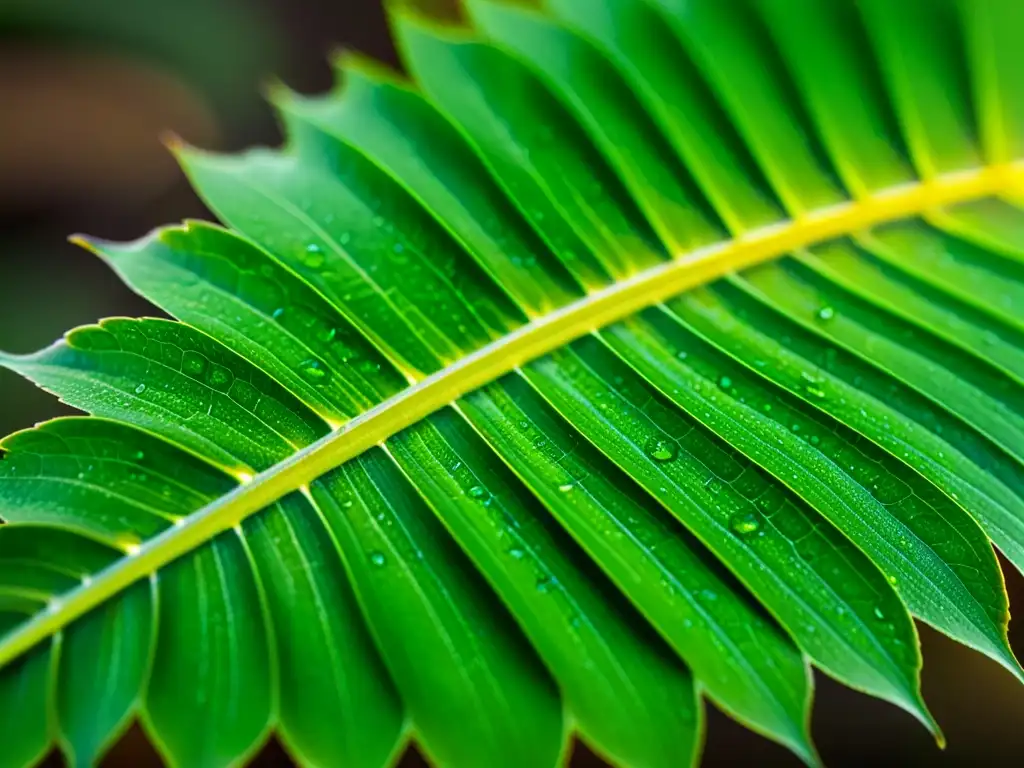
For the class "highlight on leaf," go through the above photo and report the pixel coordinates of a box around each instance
[2,0,1024,766]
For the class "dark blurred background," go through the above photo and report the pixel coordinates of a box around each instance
[1,0,1022,765]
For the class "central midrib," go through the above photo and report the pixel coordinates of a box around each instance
[2,162,1023,669]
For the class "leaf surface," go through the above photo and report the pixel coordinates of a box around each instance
[4,2,1024,766]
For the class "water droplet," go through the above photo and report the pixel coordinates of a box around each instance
[887,574,898,586]
[718,375,732,389]
[369,551,386,567]
[644,436,678,463]
[303,243,325,268]
[132,450,145,461]
[729,511,762,537]
[558,482,575,493]
[536,576,552,593]
[873,606,886,620]
[359,360,381,375]
[508,547,525,560]
[816,306,835,321]
[300,359,330,384]
[468,485,489,500]
[134,383,147,394]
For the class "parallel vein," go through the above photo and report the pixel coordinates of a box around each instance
[3,162,1024,670]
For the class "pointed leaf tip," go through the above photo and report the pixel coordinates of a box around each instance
[68,234,93,250]
[777,727,820,768]
[261,75,294,107]
[913,697,945,749]
[68,235,106,257]
[160,131,194,158]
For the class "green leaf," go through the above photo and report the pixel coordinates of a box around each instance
[144,534,274,767]
[5,1,1024,766]
[602,308,1017,674]
[522,338,931,728]
[387,410,701,767]
[243,498,404,768]
[458,377,814,760]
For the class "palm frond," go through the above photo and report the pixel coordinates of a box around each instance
[3,1,1024,766]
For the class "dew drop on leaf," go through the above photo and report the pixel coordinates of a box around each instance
[816,306,835,321]
[558,482,574,493]
[508,547,525,560]
[644,436,678,463]
[303,243,325,268]
[132,450,145,461]
[134,384,146,395]
[300,359,330,384]
[369,551,386,567]
[729,511,762,537]
[468,485,489,501]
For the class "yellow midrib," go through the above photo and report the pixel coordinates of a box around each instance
[2,162,1024,669]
